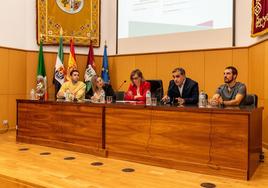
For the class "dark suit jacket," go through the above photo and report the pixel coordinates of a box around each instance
[167,78,199,104]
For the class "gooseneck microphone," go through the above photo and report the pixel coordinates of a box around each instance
[117,80,127,91]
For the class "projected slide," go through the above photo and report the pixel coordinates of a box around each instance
[118,0,233,38]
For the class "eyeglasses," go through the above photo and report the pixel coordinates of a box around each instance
[132,76,139,80]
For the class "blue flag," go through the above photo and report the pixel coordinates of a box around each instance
[101,45,110,83]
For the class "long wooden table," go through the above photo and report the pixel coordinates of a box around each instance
[16,100,263,180]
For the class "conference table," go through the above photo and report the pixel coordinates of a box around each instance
[16,99,263,180]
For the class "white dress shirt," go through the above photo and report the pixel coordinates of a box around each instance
[178,79,186,97]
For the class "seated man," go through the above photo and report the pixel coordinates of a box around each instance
[57,70,86,101]
[210,66,246,106]
[162,67,199,105]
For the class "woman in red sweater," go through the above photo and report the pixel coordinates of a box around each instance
[124,69,151,102]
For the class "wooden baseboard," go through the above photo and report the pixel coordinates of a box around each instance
[17,135,107,157]
[263,142,268,149]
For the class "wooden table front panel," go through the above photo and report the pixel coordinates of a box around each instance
[106,108,152,157]
[106,107,250,179]
[17,102,104,155]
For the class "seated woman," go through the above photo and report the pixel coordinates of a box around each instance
[124,69,151,102]
[91,76,115,103]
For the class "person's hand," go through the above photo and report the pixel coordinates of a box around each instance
[134,94,142,100]
[176,97,185,105]
[209,97,223,106]
[218,97,223,105]
[161,95,170,103]
[57,91,65,98]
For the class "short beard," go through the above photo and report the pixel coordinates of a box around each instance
[224,77,234,84]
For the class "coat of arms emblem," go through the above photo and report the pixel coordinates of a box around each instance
[56,0,84,14]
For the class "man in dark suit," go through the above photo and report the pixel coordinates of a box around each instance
[162,68,199,105]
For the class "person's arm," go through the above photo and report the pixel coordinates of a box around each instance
[162,80,173,103]
[209,87,222,105]
[220,94,244,106]
[57,83,67,98]
[135,82,151,101]
[75,83,86,100]
[124,84,134,100]
[184,83,199,104]
[221,85,246,106]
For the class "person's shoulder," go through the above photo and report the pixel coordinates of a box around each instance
[62,81,70,86]
[236,82,247,90]
[168,80,175,85]
[144,81,151,87]
[217,83,226,89]
[78,81,86,86]
[186,77,198,86]
[237,82,246,87]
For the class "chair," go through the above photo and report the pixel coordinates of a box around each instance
[146,80,164,101]
[115,91,125,101]
[242,94,258,107]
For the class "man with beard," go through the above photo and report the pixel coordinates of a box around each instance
[57,69,86,101]
[210,66,246,106]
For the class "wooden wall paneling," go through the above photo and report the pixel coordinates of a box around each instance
[232,49,249,87]
[204,50,233,97]
[0,48,9,95]
[26,51,38,95]
[112,56,135,91]
[156,53,180,94]
[8,50,26,95]
[0,95,8,127]
[180,51,205,91]
[135,54,157,80]
[248,43,265,99]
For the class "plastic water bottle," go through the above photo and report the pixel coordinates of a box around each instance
[146,90,152,106]
[30,89,35,100]
[65,89,71,101]
[198,91,207,107]
[100,90,105,103]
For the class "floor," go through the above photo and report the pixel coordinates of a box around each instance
[0,131,267,188]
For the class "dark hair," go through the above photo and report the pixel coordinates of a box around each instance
[172,67,186,75]
[225,66,238,76]
[130,69,145,84]
[70,69,79,76]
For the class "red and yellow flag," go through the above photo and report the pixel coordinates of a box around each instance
[66,38,77,81]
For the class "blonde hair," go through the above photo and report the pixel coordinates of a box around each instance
[91,75,103,93]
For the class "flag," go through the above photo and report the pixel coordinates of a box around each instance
[84,40,96,93]
[36,40,48,100]
[53,29,65,96]
[67,38,77,81]
[101,44,110,83]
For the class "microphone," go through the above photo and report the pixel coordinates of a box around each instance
[117,80,127,91]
